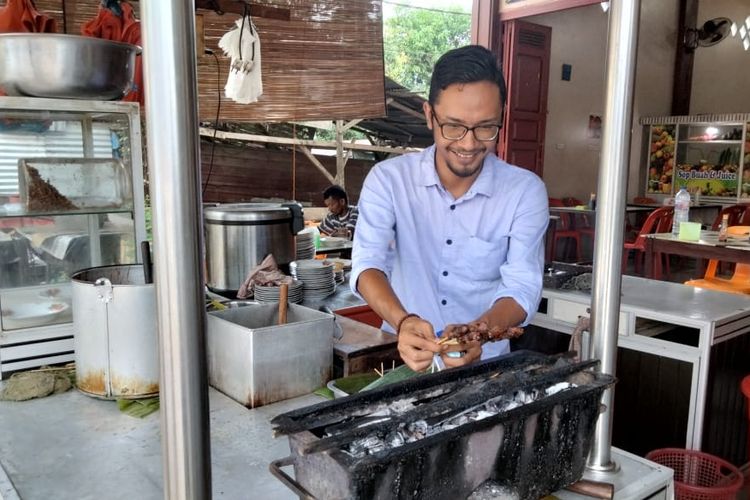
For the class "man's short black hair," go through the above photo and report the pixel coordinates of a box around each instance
[428,45,507,108]
[323,185,348,204]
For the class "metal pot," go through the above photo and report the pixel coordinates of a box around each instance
[0,34,140,100]
[71,265,158,399]
[204,202,304,293]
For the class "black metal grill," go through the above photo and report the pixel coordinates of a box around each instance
[271,351,615,500]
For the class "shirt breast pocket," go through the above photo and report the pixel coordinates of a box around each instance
[459,236,508,282]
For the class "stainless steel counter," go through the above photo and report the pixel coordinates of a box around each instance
[0,384,672,499]
[301,273,364,311]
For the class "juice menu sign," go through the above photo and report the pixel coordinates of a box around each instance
[674,158,739,197]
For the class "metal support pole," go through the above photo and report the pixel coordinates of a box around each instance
[587,0,641,472]
[140,1,212,498]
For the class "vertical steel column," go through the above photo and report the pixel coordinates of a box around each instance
[587,0,641,472]
[140,2,212,498]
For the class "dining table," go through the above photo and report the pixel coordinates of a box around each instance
[315,236,353,258]
[644,230,750,279]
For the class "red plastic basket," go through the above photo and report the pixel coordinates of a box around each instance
[646,448,743,500]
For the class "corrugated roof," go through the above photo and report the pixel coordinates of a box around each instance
[355,77,433,148]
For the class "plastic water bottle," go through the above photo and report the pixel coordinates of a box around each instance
[672,187,690,236]
[311,225,321,249]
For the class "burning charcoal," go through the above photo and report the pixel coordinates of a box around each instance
[475,410,495,421]
[545,382,574,396]
[468,481,520,500]
[386,430,405,447]
[567,371,595,386]
[405,420,430,441]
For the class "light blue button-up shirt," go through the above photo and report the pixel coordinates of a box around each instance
[350,146,549,359]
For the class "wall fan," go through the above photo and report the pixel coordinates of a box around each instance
[684,17,732,50]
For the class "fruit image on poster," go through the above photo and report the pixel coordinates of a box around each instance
[675,146,740,197]
[646,125,675,194]
[742,122,750,199]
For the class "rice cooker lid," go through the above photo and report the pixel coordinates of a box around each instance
[204,203,292,223]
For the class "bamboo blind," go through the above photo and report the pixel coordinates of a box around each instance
[4,0,386,123]
[197,0,386,122]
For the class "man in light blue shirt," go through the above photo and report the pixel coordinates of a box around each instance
[350,45,549,371]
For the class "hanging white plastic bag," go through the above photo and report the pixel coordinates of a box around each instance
[218,16,263,104]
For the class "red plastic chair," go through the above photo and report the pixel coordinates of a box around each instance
[622,206,673,278]
[711,204,747,230]
[549,198,581,261]
[742,375,750,475]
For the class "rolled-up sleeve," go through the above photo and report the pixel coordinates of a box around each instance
[491,177,549,325]
[350,166,397,297]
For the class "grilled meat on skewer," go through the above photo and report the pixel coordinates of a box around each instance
[438,321,524,345]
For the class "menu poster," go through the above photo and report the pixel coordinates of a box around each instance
[675,168,738,197]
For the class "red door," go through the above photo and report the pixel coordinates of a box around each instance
[499,20,551,178]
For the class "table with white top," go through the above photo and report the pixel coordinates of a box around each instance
[533,275,750,464]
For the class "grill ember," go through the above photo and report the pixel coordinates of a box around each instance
[271,351,615,500]
[346,381,572,458]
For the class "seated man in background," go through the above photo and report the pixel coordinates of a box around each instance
[319,185,359,239]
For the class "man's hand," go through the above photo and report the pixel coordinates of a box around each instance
[440,340,482,368]
[397,315,441,371]
[330,228,351,239]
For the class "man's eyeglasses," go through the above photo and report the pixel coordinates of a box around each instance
[431,112,502,142]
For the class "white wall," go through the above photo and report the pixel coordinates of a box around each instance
[527,1,679,202]
[527,5,608,202]
[691,0,750,113]
[627,0,679,200]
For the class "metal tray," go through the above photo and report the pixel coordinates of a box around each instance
[271,352,615,500]
[18,157,132,214]
[206,303,335,408]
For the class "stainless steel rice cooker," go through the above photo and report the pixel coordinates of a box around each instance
[204,203,304,293]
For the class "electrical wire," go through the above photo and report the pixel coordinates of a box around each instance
[202,51,221,198]
[382,1,470,16]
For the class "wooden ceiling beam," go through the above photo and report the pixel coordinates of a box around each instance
[194,0,291,21]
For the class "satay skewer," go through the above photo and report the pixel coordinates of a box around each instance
[437,322,524,345]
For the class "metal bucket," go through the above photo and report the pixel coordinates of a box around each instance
[71,264,159,399]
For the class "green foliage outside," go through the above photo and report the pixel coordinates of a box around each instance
[314,127,368,142]
[384,5,471,97]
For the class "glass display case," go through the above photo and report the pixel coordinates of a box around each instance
[0,96,146,376]
[641,114,750,202]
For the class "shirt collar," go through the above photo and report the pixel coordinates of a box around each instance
[416,145,498,198]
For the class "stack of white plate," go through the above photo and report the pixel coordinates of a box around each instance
[254,280,304,304]
[290,259,336,300]
[296,229,316,260]
[334,269,345,285]
[326,258,352,271]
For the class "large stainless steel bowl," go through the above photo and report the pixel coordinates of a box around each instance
[0,34,141,100]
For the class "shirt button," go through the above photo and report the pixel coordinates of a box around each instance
[446,239,452,245]
[450,204,456,210]
[441,299,447,305]
[442,271,448,277]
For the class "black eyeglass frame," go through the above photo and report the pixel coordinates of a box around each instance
[430,110,504,142]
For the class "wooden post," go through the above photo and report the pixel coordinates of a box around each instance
[278,283,289,325]
[335,120,345,187]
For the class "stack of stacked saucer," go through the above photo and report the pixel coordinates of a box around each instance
[254,280,304,304]
[296,229,316,260]
[290,259,336,300]
[333,268,345,285]
[326,258,350,285]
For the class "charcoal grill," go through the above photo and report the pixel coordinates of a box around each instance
[270,351,615,500]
